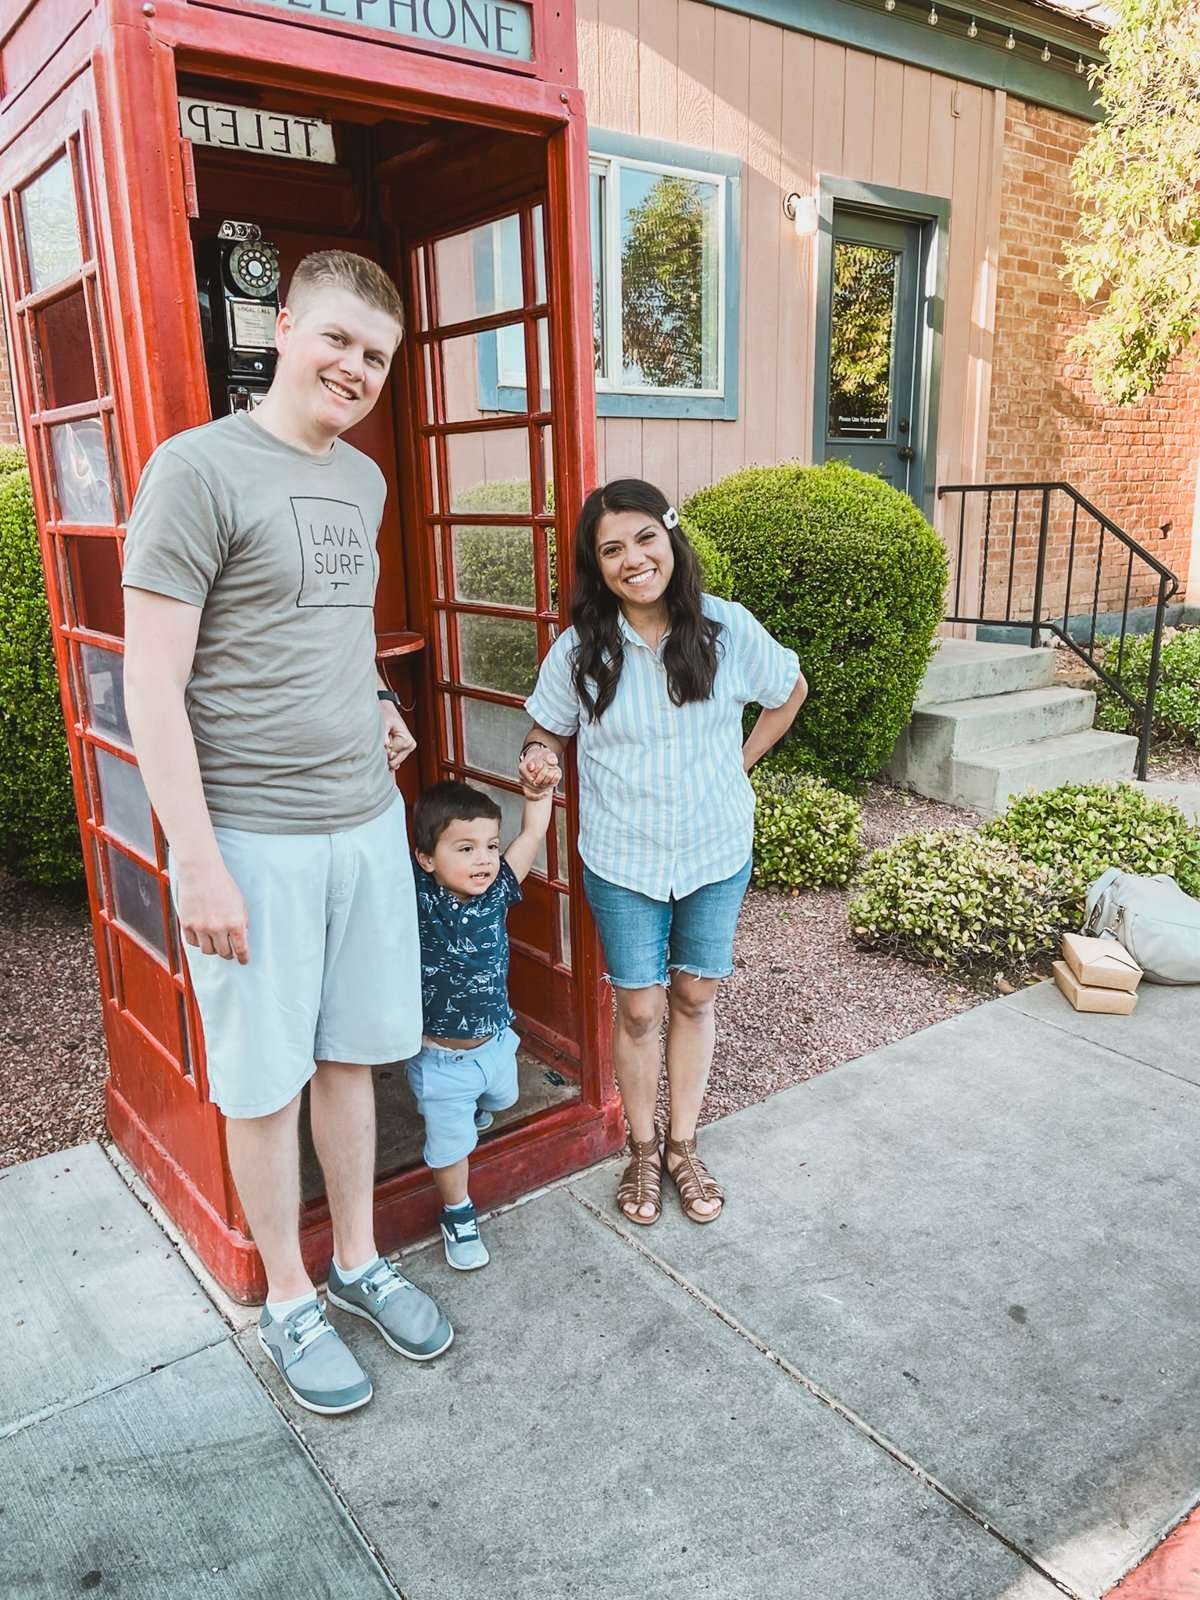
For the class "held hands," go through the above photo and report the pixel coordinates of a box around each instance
[518,743,561,799]
[176,860,250,964]
[380,701,417,770]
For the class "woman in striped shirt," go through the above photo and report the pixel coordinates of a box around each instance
[521,479,807,1227]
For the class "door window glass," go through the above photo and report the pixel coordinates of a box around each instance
[107,845,167,957]
[51,419,115,523]
[458,614,539,696]
[20,157,82,292]
[32,289,96,409]
[462,697,530,779]
[95,748,155,857]
[827,242,899,440]
[445,432,530,512]
[62,536,124,636]
[452,525,535,608]
[433,214,522,326]
[80,643,130,739]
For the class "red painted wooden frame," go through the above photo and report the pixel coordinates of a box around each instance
[0,0,619,1301]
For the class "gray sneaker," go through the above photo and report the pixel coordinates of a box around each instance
[474,1107,494,1131]
[439,1202,490,1271]
[326,1256,454,1360]
[257,1298,372,1415]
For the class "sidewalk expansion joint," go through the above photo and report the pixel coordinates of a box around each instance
[1015,1010,1200,1094]
[0,1335,234,1444]
[229,1337,411,1600]
[567,1186,1083,1600]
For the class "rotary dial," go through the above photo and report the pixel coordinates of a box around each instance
[228,241,280,299]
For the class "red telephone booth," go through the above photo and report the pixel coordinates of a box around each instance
[0,0,621,1300]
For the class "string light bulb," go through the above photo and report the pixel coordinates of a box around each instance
[1005,29,1016,48]
[1040,42,1051,60]
[884,0,896,10]
[1076,55,1085,72]
[967,16,978,36]
[928,4,938,22]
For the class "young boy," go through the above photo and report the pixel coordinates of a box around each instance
[410,764,560,1270]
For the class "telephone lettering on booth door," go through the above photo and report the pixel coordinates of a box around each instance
[194,220,281,417]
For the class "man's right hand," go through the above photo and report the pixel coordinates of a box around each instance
[175,861,250,964]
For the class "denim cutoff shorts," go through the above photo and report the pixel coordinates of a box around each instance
[406,1026,520,1169]
[581,859,752,990]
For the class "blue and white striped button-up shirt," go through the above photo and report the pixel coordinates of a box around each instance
[525,594,800,902]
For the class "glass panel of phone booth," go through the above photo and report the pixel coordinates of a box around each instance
[3,130,187,1100]
[414,201,580,1074]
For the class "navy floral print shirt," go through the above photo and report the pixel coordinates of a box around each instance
[414,856,522,1040]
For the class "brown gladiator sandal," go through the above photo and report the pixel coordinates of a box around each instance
[663,1134,725,1224]
[615,1132,663,1225]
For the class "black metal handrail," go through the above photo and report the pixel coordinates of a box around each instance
[937,481,1179,780]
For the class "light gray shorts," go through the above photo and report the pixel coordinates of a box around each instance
[172,796,422,1119]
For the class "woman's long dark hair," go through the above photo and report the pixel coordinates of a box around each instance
[570,479,721,722]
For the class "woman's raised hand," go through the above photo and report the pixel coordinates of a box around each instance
[519,741,561,798]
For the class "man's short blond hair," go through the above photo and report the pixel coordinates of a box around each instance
[287,250,405,334]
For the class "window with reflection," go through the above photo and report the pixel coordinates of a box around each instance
[827,242,899,440]
[20,156,82,293]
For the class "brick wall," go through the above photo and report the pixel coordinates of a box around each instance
[0,306,20,450]
[983,99,1200,617]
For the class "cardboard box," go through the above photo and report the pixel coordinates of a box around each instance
[1052,959,1138,1015]
[1061,932,1143,993]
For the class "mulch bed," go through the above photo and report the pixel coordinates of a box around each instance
[0,872,108,1169]
[0,782,997,1168]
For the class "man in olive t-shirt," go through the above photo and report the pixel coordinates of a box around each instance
[122,252,452,1417]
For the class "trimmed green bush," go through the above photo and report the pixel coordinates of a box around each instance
[0,465,83,886]
[0,444,25,478]
[849,828,1071,971]
[1094,627,1200,743]
[985,782,1200,915]
[751,765,861,889]
[683,461,947,788]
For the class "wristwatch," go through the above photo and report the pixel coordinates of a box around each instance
[377,689,402,710]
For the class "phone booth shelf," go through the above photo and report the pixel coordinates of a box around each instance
[0,0,621,1301]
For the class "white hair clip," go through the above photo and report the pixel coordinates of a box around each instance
[662,505,680,529]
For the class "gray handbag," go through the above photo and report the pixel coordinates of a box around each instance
[1084,868,1200,985]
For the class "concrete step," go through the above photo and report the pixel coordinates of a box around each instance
[905,685,1097,762]
[916,638,1057,707]
[952,729,1139,817]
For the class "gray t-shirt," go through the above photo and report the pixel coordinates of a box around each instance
[122,410,395,833]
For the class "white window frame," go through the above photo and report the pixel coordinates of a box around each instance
[589,151,728,402]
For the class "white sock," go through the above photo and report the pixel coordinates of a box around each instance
[444,1197,473,1213]
[266,1288,318,1322]
[333,1254,378,1284]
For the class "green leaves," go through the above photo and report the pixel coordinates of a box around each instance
[849,829,1072,972]
[1062,0,1200,404]
[750,765,862,889]
[1094,626,1200,742]
[683,462,947,788]
[0,463,83,887]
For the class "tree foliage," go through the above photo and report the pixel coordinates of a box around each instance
[1062,0,1200,404]
[620,176,714,389]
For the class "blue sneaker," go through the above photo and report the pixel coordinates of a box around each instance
[439,1202,490,1271]
[326,1256,453,1361]
[257,1298,372,1415]
[474,1107,494,1131]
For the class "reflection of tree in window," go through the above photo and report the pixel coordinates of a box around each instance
[828,244,897,438]
[620,175,715,390]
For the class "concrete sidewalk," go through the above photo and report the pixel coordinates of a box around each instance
[6,978,1200,1600]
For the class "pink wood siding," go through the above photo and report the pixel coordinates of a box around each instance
[578,0,1005,537]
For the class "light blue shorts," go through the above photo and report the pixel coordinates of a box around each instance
[581,859,753,989]
[406,1027,520,1169]
[171,796,422,1120]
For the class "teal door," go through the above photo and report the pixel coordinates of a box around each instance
[821,209,924,499]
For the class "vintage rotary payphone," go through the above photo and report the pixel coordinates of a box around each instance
[194,220,282,415]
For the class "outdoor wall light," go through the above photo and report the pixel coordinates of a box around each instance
[783,192,820,238]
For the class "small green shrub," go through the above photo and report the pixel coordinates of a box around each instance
[849,828,1071,971]
[0,466,83,886]
[683,461,947,789]
[985,782,1200,916]
[0,444,26,477]
[1094,627,1200,743]
[751,765,862,889]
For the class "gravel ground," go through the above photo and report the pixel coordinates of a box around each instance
[0,870,107,1169]
[694,782,991,1127]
